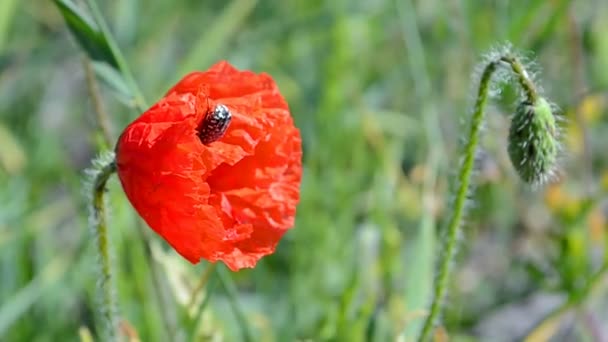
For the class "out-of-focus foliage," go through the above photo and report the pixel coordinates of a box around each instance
[1,0,608,341]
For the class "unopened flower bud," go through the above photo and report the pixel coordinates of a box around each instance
[507,97,559,185]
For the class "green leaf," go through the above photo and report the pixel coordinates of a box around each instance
[53,0,118,68]
[92,61,133,103]
[402,215,435,339]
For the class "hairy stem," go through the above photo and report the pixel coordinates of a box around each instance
[499,55,539,103]
[418,53,539,341]
[82,1,181,338]
[91,157,118,341]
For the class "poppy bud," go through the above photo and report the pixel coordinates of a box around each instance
[507,97,559,185]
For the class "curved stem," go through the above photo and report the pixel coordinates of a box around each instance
[81,2,178,338]
[500,55,539,103]
[418,53,538,341]
[91,156,118,341]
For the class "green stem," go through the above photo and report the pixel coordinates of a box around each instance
[417,53,539,341]
[81,4,247,340]
[83,2,179,338]
[91,156,118,341]
[500,55,539,103]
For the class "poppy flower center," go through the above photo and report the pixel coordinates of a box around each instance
[197,104,232,144]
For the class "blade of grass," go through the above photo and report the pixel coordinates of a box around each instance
[217,266,253,342]
[140,235,182,341]
[188,273,218,342]
[83,57,114,147]
[524,262,608,341]
[0,122,26,174]
[0,255,69,336]
[177,0,258,76]
[53,0,118,67]
[57,1,180,339]
[189,263,217,310]
[91,61,134,105]
[0,0,18,53]
[395,0,443,338]
[0,198,73,248]
[83,0,147,110]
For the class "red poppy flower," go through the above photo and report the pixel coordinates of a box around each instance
[115,61,302,271]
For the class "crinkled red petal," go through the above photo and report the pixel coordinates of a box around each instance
[116,61,302,271]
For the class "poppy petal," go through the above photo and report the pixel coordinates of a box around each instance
[116,61,302,271]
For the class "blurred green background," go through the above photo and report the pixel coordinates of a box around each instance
[2,0,608,341]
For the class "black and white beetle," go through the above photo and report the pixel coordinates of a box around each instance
[197,104,232,144]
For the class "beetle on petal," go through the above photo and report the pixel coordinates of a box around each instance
[115,61,302,271]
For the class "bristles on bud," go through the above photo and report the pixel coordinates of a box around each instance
[507,97,559,185]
